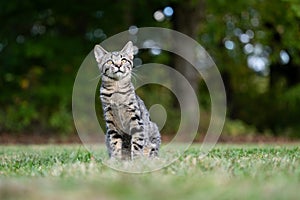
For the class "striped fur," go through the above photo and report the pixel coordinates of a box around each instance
[94,41,161,160]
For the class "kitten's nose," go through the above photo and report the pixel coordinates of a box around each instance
[115,61,122,67]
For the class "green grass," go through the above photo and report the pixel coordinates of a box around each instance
[0,144,299,200]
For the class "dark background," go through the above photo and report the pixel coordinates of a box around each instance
[1,0,300,142]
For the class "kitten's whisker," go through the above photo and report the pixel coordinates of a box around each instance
[89,74,102,82]
[131,71,138,83]
[131,69,143,82]
[132,72,143,85]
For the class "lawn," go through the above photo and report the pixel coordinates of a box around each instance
[0,144,299,200]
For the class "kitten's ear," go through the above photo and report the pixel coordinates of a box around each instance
[121,41,134,59]
[94,44,108,63]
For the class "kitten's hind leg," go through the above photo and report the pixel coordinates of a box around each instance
[149,123,161,157]
[106,130,122,159]
[130,128,145,159]
[149,137,160,157]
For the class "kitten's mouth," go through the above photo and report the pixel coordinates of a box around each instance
[114,69,124,74]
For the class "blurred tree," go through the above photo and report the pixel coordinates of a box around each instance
[1,0,300,137]
[202,0,300,135]
[172,0,205,92]
[0,0,108,133]
[0,0,157,134]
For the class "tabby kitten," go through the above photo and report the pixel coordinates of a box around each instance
[94,41,161,160]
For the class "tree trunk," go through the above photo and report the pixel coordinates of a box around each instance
[172,0,206,92]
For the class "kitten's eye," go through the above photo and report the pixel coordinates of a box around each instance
[107,60,113,65]
[121,59,127,64]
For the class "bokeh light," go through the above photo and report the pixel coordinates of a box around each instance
[280,50,290,65]
[153,10,165,22]
[129,25,138,35]
[224,40,235,50]
[163,6,174,17]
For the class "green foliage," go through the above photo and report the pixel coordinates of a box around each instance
[0,145,299,199]
[0,102,38,132]
[202,0,300,136]
[282,84,300,110]
[1,0,300,137]
[223,119,256,136]
[49,103,73,134]
[287,0,300,17]
[278,84,300,135]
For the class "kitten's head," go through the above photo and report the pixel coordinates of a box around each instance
[94,41,134,81]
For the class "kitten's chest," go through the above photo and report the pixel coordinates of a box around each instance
[100,81,135,105]
[100,81,137,131]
